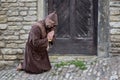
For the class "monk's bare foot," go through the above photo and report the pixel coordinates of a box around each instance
[16,63,22,71]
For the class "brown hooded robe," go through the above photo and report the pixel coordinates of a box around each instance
[21,12,58,74]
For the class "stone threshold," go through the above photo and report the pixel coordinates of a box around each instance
[49,55,97,63]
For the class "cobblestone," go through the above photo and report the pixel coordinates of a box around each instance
[0,56,120,80]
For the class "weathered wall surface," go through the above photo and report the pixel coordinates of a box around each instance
[109,0,120,55]
[0,0,38,62]
[97,0,110,57]
[0,0,120,63]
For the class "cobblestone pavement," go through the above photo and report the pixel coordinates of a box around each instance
[0,56,120,80]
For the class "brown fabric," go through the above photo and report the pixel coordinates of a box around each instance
[21,11,58,74]
[22,21,51,74]
[35,21,46,38]
[46,11,58,25]
[46,11,58,44]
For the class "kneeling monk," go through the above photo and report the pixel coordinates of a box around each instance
[17,11,58,74]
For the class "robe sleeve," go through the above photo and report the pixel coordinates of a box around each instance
[30,26,48,49]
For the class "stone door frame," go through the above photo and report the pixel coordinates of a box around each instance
[37,0,110,57]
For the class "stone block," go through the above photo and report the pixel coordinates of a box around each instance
[8,26,22,30]
[9,7,18,11]
[110,1,120,7]
[110,22,120,28]
[6,43,18,48]
[22,21,36,25]
[0,31,3,35]
[9,3,19,7]
[23,16,37,21]
[110,29,120,35]
[1,49,23,55]
[0,61,14,69]
[1,3,10,8]
[19,0,36,2]
[2,8,8,11]
[4,35,19,40]
[0,11,6,15]
[18,3,25,7]
[0,41,5,48]
[24,2,37,7]
[110,10,120,15]
[0,55,3,60]
[110,48,120,53]
[0,15,7,23]
[0,24,7,30]
[110,7,120,11]
[3,30,14,35]
[111,43,120,48]
[8,22,22,26]
[23,25,31,30]
[14,32,20,35]
[1,0,6,2]
[17,49,23,54]
[20,34,28,39]
[0,61,6,69]
[17,54,23,60]
[7,10,19,16]
[7,0,17,2]
[28,11,37,15]
[4,61,14,66]
[110,16,120,21]
[110,35,120,42]
[26,30,30,33]
[0,36,4,40]
[0,7,2,10]
[20,11,27,16]
[8,17,23,21]
[19,7,28,10]
[29,7,37,10]
[20,30,26,34]
[6,40,25,44]
[18,43,25,48]
[3,55,17,60]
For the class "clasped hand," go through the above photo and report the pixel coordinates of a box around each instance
[47,30,55,41]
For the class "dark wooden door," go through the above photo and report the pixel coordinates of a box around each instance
[48,0,97,55]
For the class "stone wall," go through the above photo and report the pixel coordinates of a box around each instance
[109,0,120,55]
[0,0,120,63]
[0,0,38,61]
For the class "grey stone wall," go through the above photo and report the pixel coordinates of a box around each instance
[109,0,120,55]
[0,0,38,61]
[0,0,120,62]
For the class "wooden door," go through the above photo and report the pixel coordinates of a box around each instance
[48,0,98,55]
